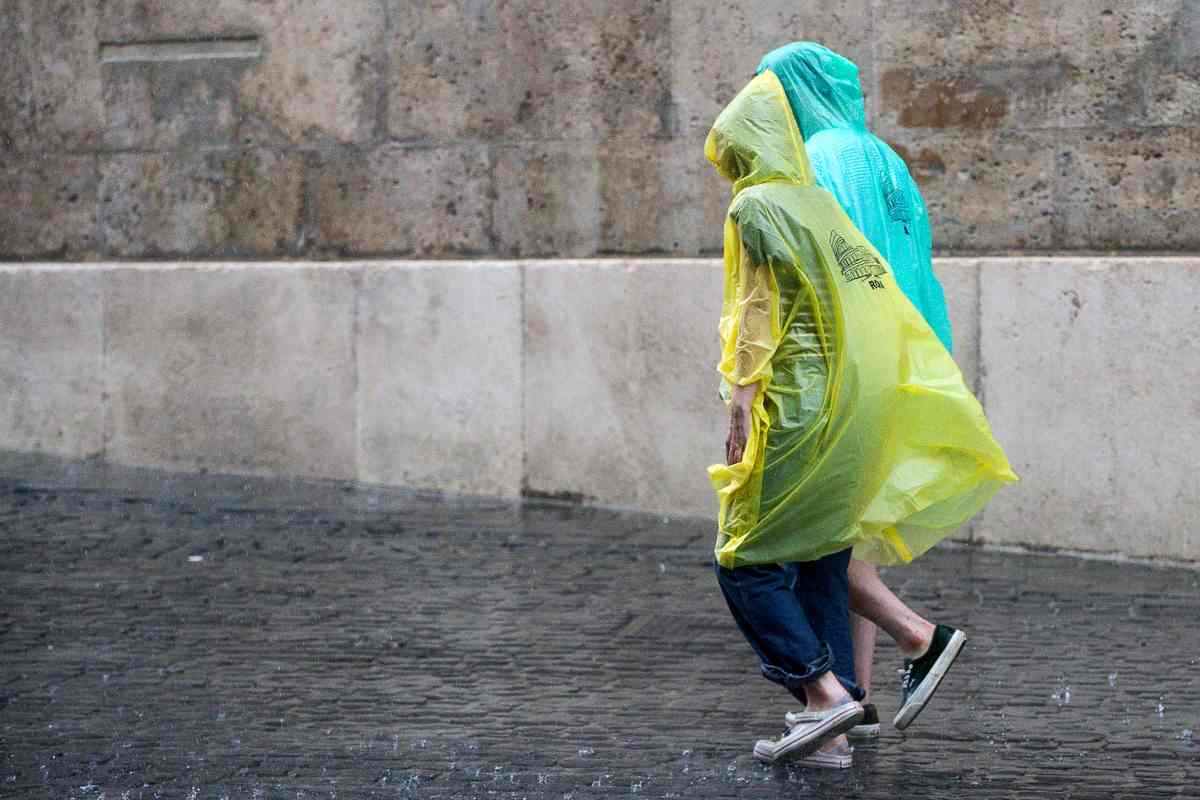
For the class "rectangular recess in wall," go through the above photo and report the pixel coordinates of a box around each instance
[99,37,261,64]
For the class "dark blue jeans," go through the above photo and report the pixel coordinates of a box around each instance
[715,548,864,703]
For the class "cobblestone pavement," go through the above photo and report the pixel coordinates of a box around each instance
[1,470,1198,799]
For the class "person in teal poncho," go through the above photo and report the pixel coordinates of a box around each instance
[756,42,968,735]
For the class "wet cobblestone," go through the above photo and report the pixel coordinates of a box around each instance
[1,473,1198,798]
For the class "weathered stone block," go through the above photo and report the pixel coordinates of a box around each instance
[935,258,981,397]
[524,260,725,516]
[1145,3,1200,127]
[883,123,1200,255]
[218,149,306,254]
[1100,259,1200,560]
[357,262,522,496]
[0,155,99,258]
[875,1,1198,130]
[879,60,1085,133]
[978,259,1111,554]
[884,128,1057,252]
[670,0,874,135]
[599,139,672,255]
[876,43,1194,134]
[97,149,302,257]
[311,144,491,257]
[98,0,385,145]
[875,0,1180,68]
[1052,127,1200,251]
[388,0,671,141]
[978,257,1200,561]
[493,133,728,259]
[492,142,602,258]
[103,264,358,479]
[598,134,729,256]
[28,0,105,150]
[0,267,104,459]
[100,58,252,151]
[0,0,36,152]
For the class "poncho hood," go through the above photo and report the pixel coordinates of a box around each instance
[704,70,814,195]
[756,41,868,137]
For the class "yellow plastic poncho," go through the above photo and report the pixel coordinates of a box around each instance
[706,71,1017,569]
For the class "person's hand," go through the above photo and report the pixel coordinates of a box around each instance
[725,383,757,465]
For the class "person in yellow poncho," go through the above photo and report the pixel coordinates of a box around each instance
[706,70,1016,766]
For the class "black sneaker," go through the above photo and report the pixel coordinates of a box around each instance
[893,625,967,730]
[848,702,880,739]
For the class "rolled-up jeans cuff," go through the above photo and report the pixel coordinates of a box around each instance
[759,642,835,689]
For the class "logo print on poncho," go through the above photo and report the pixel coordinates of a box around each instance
[884,173,913,235]
[829,231,887,285]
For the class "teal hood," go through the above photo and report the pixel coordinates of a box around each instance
[756,42,867,136]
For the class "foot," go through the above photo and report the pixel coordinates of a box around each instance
[786,702,880,740]
[753,700,863,764]
[893,624,967,730]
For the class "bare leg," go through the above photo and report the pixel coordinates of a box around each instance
[804,670,853,711]
[850,612,878,703]
[847,559,934,658]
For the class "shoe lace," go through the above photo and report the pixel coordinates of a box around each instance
[899,663,914,696]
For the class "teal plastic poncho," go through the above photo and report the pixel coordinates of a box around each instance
[758,42,953,351]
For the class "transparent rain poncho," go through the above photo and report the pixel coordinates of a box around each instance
[705,70,1016,569]
[758,42,953,351]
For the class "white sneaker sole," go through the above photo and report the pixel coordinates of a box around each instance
[794,749,854,769]
[893,629,967,731]
[846,722,880,740]
[753,703,863,764]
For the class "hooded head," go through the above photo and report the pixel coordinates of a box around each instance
[705,70,814,195]
[756,42,867,137]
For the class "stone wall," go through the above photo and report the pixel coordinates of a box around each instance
[3,1,1198,261]
[3,257,1198,563]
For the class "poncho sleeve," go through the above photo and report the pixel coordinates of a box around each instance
[717,222,783,389]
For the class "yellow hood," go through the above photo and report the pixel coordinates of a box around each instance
[704,70,815,195]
